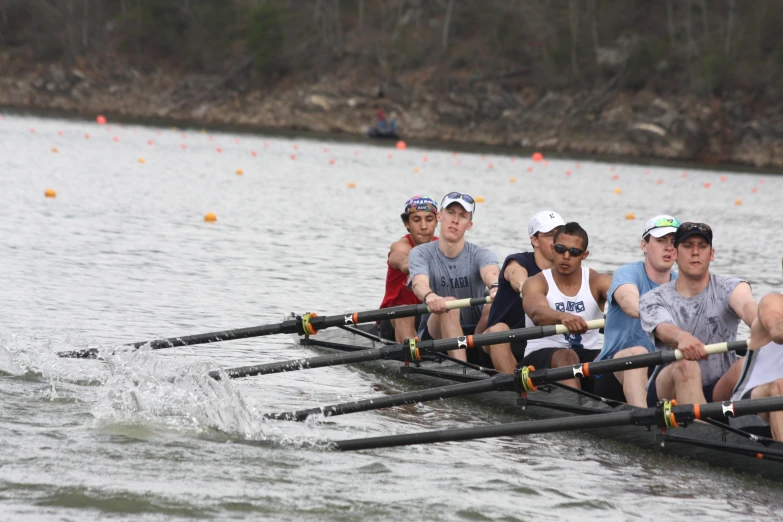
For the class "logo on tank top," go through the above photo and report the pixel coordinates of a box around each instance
[555,301,585,313]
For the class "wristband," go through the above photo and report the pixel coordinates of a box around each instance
[423,291,434,302]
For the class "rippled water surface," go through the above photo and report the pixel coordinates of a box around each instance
[1,113,782,521]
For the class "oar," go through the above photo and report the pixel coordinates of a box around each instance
[213,319,606,380]
[266,340,748,421]
[334,394,783,452]
[56,296,491,359]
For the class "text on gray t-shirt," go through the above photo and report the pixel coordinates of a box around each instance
[408,240,499,326]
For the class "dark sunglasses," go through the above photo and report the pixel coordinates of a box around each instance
[553,244,585,256]
[444,192,475,205]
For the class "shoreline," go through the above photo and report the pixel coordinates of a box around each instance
[5,103,780,177]
[1,63,781,174]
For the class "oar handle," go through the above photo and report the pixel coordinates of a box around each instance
[674,338,750,360]
[554,319,606,335]
[441,296,492,312]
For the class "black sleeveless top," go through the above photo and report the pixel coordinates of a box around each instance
[487,252,541,330]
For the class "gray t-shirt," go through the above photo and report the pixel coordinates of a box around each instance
[408,240,499,326]
[640,274,745,386]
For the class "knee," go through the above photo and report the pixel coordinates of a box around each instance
[484,322,509,334]
[671,360,701,383]
[554,349,580,367]
[614,346,648,359]
[771,379,783,397]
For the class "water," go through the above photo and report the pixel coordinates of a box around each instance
[1,113,781,521]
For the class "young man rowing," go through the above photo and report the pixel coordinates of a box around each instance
[521,222,611,390]
[641,222,757,406]
[593,215,680,407]
[482,211,565,373]
[378,196,439,342]
[731,288,783,441]
[408,192,500,362]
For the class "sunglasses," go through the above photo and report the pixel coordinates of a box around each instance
[443,192,475,205]
[679,222,712,235]
[553,244,585,256]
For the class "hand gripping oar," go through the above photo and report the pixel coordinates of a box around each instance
[266,339,749,421]
[213,319,606,380]
[334,395,783,452]
[56,296,491,359]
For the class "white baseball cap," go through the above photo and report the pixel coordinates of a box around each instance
[642,215,681,239]
[528,211,565,236]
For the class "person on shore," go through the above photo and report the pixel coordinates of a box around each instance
[731,290,783,441]
[521,222,611,390]
[408,192,500,362]
[593,215,680,407]
[640,222,757,406]
[481,211,565,373]
[375,106,397,135]
[378,196,439,342]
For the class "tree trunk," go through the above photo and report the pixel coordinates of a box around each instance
[665,0,676,46]
[442,0,453,50]
[589,0,599,57]
[358,0,363,30]
[82,0,89,49]
[725,0,735,58]
[699,0,709,50]
[569,0,582,83]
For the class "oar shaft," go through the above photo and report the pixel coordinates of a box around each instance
[58,296,490,359]
[531,339,749,386]
[335,394,783,452]
[267,375,514,421]
[335,411,635,451]
[211,345,396,380]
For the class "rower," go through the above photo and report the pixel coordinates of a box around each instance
[408,192,500,361]
[378,195,439,342]
[641,222,757,407]
[520,222,611,390]
[593,215,680,407]
[731,291,783,441]
[482,210,565,373]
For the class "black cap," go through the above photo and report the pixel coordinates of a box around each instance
[674,222,713,247]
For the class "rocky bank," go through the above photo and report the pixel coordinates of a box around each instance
[2,55,781,170]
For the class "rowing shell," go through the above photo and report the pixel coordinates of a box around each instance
[296,326,783,482]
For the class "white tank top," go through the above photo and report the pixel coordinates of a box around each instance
[732,339,783,399]
[524,267,603,355]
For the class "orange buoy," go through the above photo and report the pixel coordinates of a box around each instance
[735,199,742,205]
[657,179,663,185]
[612,174,619,180]
[751,187,758,193]
[720,175,727,182]
[682,172,688,178]
[527,167,533,173]
[204,212,217,222]
[138,157,145,163]
[509,177,516,183]
[760,178,766,184]
[396,141,407,150]
[181,144,188,150]
[565,170,572,177]
[236,169,244,175]
[614,187,622,194]
[329,159,336,165]
[388,153,393,159]
[84,133,90,139]
[251,150,257,157]
[413,167,420,173]
[625,213,636,220]
[487,163,494,169]
[704,182,711,188]
[57,131,63,136]
[475,196,485,203]
[113,136,119,142]
[147,140,154,146]
[348,182,356,188]
[290,154,296,160]
[96,115,107,125]
[422,156,429,163]
[323,147,329,153]
[44,188,56,198]
[51,147,58,153]
[216,147,222,153]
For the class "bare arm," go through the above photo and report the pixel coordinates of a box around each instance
[388,238,413,274]
[591,270,612,310]
[759,293,783,344]
[613,284,641,318]
[480,264,500,299]
[503,260,529,292]
[522,275,587,332]
[410,273,447,314]
[729,282,757,328]
[653,322,706,360]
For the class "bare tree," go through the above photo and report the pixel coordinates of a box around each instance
[725,0,735,58]
[569,0,582,83]
[442,0,453,50]
[665,0,676,46]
